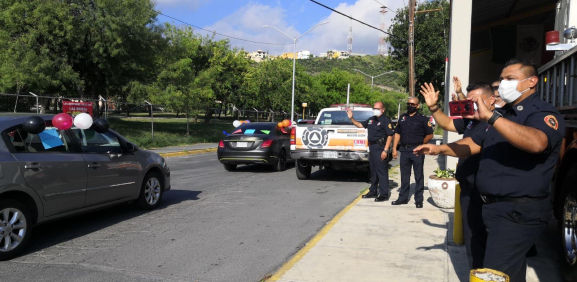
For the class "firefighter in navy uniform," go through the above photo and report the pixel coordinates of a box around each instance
[391,97,434,208]
[413,58,565,282]
[347,102,394,202]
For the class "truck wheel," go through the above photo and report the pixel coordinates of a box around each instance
[559,164,577,281]
[296,160,311,180]
[0,199,32,261]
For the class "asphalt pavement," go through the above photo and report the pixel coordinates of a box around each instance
[0,152,373,282]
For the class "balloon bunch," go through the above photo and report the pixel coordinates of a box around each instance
[232,120,250,127]
[23,114,110,134]
[277,119,293,134]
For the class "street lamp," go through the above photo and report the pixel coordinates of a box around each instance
[264,21,329,122]
[352,69,395,92]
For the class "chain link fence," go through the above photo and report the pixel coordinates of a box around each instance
[0,93,316,141]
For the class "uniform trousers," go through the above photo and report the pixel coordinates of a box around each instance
[482,198,552,282]
[368,144,389,196]
[460,183,487,269]
[398,149,424,202]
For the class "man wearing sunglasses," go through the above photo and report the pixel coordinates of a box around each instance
[391,97,434,208]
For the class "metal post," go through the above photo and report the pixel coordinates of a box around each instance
[145,100,154,141]
[408,0,416,97]
[347,84,350,105]
[291,40,296,122]
[371,77,374,92]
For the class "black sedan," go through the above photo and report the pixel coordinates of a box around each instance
[217,122,292,171]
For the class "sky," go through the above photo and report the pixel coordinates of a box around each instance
[153,0,406,56]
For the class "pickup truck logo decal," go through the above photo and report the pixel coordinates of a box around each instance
[302,127,329,148]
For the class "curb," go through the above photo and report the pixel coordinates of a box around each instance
[159,148,217,158]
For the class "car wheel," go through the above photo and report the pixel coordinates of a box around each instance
[296,159,311,180]
[560,164,577,281]
[0,199,32,261]
[272,149,287,172]
[137,172,164,210]
[223,164,237,171]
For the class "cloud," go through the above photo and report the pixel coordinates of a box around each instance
[154,0,212,9]
[199,0,404,56]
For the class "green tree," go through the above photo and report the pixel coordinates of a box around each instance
[387,0,449,103]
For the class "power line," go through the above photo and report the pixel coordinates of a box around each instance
[308,0,401,40]
[157,12,293,46]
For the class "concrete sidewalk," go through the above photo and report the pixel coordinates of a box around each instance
[271,152,562,282]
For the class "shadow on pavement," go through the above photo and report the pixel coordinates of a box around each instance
[21,190,202,258]
[309,168,370,183]
[227,162,296,173]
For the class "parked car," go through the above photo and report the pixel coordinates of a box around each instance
[217,122,293,171]
[0,114,170,260]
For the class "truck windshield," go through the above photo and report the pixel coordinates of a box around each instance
[317,110,373,125]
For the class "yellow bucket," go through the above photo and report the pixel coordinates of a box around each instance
[470,268,510,282]
[453,183,464,245]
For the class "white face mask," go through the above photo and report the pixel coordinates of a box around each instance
[373,109,382,117]
[498,78,530,104]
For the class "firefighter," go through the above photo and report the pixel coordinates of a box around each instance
[347,102,394,201]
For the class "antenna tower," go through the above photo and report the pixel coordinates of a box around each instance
[347,18,353,53]
[378,5,388,56]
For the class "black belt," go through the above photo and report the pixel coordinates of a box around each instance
[480,195,548,204]
[400,143,421,148]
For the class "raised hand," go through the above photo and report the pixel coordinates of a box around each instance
[453,76,463,95]
[452,93,459,101]
[413,144,440,156]
[346,109,353,119]
[419,82,439,108]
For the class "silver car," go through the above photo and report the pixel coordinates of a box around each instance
[0,115,170,260]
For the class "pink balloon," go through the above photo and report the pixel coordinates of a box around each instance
[53,113,74,130]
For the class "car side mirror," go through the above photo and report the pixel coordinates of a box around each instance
[126,143,138,153]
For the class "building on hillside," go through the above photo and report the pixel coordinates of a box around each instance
[349,52,368,57]
[338,51,350,59]
[319,52,327,58]
[297,50,311,59]
[281,53,295,59]
[248,50,268,62]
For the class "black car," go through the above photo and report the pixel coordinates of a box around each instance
[217,122,292,171]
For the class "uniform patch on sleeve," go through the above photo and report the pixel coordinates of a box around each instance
[428,121,432,127]
[388,124,392,129]
[544,115,559,130]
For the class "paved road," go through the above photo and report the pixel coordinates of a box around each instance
[0,153,376,282]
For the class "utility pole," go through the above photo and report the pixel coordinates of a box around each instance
[408,0,416,97]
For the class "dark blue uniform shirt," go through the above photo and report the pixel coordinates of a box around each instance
[361,114,394,142]
[394,113,434,146]
[472,93,565,198]
[454,119,488,188]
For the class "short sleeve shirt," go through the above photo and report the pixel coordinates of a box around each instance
[471,93,565,198]
[361,114,394,142]
[394,113,434,149]
[453,118,488,189]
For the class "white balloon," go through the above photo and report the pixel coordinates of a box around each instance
[233,120,241,127]
[74,113,93,130]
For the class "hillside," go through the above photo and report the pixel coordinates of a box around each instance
[297,55,406,92]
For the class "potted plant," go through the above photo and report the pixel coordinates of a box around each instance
[428,168,457,208]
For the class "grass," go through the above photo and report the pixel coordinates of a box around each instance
[108,117,234,149]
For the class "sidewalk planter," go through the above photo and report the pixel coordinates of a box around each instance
[428,168,456,208]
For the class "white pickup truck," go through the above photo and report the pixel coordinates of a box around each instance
[290,104,376,180]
